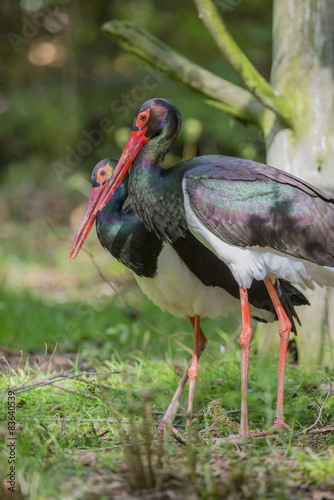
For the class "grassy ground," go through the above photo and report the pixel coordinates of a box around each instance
[1,221,334,499]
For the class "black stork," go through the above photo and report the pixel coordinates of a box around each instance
[70,156,308,439]
[70,98,334,440]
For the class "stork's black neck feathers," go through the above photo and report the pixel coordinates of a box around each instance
[129,161,190,242]
[128,99,191,242]
[96,176,163,278]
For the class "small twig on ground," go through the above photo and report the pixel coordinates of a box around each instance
[13,371,120,394]
[171,432,187,445]
[52,383,97,399]
[97,430,110,438]
[0,356,11,373]
[151,410,203,418]
[50,404,64,411]
[303,423,334,436]
[35,417,184,427]
[295,376,333,437]
[38,418,130,423]
[12,373,65,391]
[34,343,56,373]
[15,350,24,372]
[76,437,171,452]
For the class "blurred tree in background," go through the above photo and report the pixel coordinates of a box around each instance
[0,0,272,226]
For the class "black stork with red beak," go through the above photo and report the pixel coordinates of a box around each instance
[80,97,334,440]
[70,154,309,439]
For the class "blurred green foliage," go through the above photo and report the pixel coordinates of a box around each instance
[0,0,272,224]
[2,7,334,498]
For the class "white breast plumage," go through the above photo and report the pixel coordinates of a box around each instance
[134,243,275,322]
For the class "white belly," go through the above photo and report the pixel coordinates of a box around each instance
[134,243,274,322]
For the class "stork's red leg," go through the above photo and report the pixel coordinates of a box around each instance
[217,287,252,443]
[154,315,207,437]
[186,315,203,432]
[262,277,292,433]
[239,287,252,438]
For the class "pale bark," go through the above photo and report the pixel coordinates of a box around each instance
[261,0,334,366]
[266,0,334,192]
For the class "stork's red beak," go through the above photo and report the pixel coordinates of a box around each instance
[98,128,149,212]
[68,185,104,260]
[68,128,149,260]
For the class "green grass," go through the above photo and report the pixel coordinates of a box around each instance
[1,351,333,499]
[1,223,334,499]
[1,288,333,499]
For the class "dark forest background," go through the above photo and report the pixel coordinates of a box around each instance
[0,0,271,228]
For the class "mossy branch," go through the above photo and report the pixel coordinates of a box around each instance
[194,0,293,127]
[103,20,265,127]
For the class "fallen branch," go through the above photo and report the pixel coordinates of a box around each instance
[35,417,185,428]
[52,383,96,399]
[13,371,120,395]
[303,423,334,436]
[103,19,265,126]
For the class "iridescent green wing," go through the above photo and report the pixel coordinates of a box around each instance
[184,157,334,266]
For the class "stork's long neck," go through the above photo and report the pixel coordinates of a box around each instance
[95,177,163,278]
[128,123,189,243]
[95,180,129,251]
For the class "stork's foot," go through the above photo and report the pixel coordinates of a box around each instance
[153,421,181,440]
[213,425,253,444]
[251,418,291,438]
[213,433,250,444]
[213,418,291,444]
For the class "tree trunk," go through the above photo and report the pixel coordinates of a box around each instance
[258,0,334,367]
